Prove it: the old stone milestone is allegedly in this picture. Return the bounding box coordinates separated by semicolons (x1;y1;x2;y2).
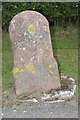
9;10;61;96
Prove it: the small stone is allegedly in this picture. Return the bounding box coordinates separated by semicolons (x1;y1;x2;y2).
26;98;38;103
13;109;17;112
69;77;75;82
2;113;4;116
39;35;42;38
59;91;74;100
23;110;27;113
23;47;26;50
42;94;51;100
33;41;36;44
24;32;27;36
32;98;38;102
45;100;65;103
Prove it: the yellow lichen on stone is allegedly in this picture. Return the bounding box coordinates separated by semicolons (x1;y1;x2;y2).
12;68;20;74
19;68;25;72
12;68;25;74
48;64;52;68
28;23;36;33
12;64;36;75
24;64;34;71
32;71;36;75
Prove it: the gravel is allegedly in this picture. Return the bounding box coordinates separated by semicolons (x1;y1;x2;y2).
2;100;78;118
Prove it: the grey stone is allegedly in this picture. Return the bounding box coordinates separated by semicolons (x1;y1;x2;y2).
9;10;61;96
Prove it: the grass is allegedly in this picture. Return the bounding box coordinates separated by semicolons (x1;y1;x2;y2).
54;49;78;79
2;32;15;91
2;25;78;91
50;25;78;49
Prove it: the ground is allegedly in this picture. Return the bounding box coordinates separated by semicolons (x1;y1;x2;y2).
2;98;78;118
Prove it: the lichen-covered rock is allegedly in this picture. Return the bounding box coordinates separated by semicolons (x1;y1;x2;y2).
9;10;61;96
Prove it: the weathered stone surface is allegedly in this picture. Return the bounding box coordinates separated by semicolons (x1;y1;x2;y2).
9;10;61;96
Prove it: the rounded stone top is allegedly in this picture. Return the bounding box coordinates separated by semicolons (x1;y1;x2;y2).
9;10;48;25
9;10;50;47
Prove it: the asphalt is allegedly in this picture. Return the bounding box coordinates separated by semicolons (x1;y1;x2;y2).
2;100;78;118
